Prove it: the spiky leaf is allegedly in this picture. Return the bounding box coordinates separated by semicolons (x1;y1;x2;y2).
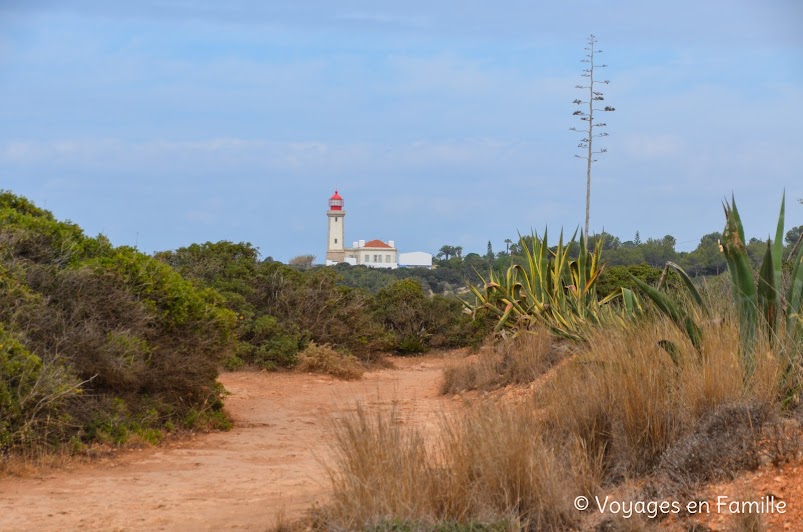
632;275;702;352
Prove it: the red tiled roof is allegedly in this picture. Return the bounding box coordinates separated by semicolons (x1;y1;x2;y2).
363;239;392;248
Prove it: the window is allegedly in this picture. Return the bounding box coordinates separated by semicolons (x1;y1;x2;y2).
336;217;339;222
386;254;391;263
364;254;369;262
334;238;338;244
374;254;379;262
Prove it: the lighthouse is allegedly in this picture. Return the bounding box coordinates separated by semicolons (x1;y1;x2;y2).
324;190;428;268
326;190;346;263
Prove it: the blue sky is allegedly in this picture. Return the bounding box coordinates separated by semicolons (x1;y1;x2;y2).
1;1;802;261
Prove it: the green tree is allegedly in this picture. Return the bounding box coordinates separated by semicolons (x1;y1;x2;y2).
604;245;643;266
746;237;767;268
589;231;620;252
463;252;486;272
641;235;678;268
682;232;726;276
786;225;802;247
437;245;454;260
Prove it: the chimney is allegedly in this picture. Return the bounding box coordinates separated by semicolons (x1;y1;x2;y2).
352;241;358;249
389;240;395;248
358;239;365;248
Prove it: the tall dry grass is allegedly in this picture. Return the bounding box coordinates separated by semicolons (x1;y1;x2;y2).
296;342;364;380
323;402;577;531
542;311;783;481
441;328;562;394
317;309;797;529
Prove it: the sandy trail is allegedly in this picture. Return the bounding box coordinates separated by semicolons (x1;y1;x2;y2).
0;354;456;532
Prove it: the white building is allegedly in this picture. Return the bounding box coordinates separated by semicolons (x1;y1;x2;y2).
399;251;433;269
324;190;429;269
346;239;398;269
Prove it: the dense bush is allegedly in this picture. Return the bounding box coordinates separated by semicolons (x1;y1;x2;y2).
0;324;80;449
157;243;487;366
374;279;486;353
0;191;236;454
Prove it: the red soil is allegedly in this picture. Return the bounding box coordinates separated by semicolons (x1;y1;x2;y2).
0;354;454;531
2;350;802;531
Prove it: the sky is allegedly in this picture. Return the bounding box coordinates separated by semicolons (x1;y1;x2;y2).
1;0;802;261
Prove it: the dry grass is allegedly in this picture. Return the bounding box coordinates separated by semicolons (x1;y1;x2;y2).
316;311;800;529
0;449;71;478
0;440;128;478
441;329;563;394
542;314;783;481
322;402;577;531
296;342;364;380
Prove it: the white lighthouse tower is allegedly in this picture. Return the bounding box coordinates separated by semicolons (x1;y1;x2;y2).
325;190;346;263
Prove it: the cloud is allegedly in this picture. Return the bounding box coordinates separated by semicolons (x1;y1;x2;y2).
0;137;549;172
4;0;801;48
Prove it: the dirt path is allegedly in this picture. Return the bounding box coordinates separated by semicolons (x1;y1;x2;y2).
0;354;457;531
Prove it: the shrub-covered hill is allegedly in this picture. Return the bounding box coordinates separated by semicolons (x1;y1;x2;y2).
0;191;236;453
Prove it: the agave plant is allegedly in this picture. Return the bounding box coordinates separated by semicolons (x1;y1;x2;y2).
637;194;803;375
466;229;636;341
722;193;803;368
630;261;705;355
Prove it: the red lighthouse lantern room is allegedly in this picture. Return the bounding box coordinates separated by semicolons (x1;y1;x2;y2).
329;190;344;211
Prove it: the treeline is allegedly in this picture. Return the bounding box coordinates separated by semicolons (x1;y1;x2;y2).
422;227;803;296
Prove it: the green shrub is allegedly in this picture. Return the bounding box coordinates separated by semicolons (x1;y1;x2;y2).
156;242;395;363
373;279;486;354
0;325;80;450
242;315;302;369
0;191;237;454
